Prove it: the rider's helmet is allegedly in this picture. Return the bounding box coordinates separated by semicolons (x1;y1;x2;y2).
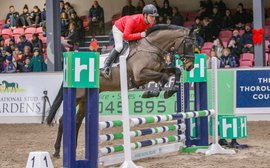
143;4;159;17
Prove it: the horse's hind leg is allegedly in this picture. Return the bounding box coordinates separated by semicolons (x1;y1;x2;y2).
75;97;86;147
53;116;63;158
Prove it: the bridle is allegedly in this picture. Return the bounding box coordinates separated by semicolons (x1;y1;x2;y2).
144;35;195;66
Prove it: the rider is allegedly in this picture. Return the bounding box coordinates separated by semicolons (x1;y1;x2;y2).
101;4;159;79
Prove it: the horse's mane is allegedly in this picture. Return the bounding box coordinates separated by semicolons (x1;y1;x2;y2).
146;24;190;36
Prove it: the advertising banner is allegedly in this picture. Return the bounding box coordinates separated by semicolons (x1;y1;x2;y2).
236;70;270;114
0;73;62;117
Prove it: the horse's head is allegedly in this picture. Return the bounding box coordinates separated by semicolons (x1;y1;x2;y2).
173;30;195;71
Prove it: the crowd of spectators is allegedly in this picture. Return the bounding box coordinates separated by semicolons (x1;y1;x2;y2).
0;0;269;73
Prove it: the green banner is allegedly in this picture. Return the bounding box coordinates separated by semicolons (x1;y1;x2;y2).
63;52;100;88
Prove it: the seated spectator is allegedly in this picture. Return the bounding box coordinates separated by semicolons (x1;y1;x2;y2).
200;17;219;42
135;0;145;14
30;6;41;27
64;2;75;19
17;35;33;52
40;3;46;26
220;48;236;68
8;38;16;52
212;38;224;58
60;12;70;37
152;0;161;15
61;22;80;48
88;1;104;35
160;0;172;19
222;9;234;30
240;23;253;53
0;50;4;73
210;6;222;28
122;0;136;16
31;33;43;53
29;48;47;72
23;46;33;59
199;0;213;19
0;37;5;51
191;17;204;48
60;0;65;13
207;50;220;68
233;3;247;29
214;0;226;17
23;57;31;72
15;51;27;72
2;5;19;29
1;46;17;73
19;5;32;28
70;12;83;34
171;7;183;26
227;30;242;65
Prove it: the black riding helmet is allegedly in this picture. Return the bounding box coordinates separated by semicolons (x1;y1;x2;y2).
143;4;159;17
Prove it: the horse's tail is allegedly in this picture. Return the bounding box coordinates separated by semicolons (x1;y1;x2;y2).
46;83;63;125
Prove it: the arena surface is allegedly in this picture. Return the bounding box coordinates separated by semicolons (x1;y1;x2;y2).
1;121;270;168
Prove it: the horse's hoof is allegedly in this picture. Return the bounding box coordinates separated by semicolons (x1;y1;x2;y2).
142;90;160;98
53;153;60;158
164;90;177;99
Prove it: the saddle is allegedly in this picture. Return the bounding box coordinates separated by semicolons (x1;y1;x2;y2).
100;42;130;69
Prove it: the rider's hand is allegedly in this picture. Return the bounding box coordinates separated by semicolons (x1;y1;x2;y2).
141;32;146;38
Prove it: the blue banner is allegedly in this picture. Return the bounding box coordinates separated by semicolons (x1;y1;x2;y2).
236;70;270;108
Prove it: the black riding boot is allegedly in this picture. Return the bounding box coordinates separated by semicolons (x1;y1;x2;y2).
101;49;120;79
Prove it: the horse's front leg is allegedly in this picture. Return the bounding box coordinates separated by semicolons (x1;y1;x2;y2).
133;69;169;98
53;116;63;158
164;68;181;99
75;97;86;148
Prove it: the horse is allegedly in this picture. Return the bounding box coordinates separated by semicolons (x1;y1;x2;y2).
47;24;196;158
2;80;18;92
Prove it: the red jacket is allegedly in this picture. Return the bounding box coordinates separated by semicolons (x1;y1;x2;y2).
114;14;152;41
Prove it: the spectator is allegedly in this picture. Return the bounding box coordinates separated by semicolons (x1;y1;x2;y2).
40;3;46;25
15;51;27;72
2;46;17;73
240;23;253;53
29;48;47;72
122;0;136;16
160;0;172;19
0;37;5;51
152;0;161;15
17;35;33;52
22;57;31;72
0;50;4;73
30;6;41;27
88;1;104;35
2;5;20;29
60;12;70;37
210;6;222;28
212;38;224;58
8;38;16;52
19;5;32;28
64;2;75;19
214;0;226;17
135;0;145;14
191;17;204;48
220;48;236;68
199;0;213;19
200;17;219;42
23;46;33;59
171;7;184;26
60;0;65;13
207;50;220;68
222;9;234;30
70;12;83;33
62;22;80;48
233;3;247;29
31;33;43;53
228;29;242;65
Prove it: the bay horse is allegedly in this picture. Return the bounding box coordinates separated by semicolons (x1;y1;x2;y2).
47;24;196;158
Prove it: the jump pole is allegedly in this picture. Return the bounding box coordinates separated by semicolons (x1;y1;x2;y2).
119;55;142;168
